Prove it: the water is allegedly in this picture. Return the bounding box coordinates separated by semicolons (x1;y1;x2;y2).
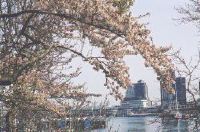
92;116;197;132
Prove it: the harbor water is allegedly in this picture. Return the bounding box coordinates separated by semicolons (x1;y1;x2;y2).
92;116;198;132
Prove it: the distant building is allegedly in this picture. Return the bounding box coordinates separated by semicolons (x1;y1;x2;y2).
175;77;186;105
134;80;148;100
160;84;176;109
160;71;176;109
160;72;187;108
121;80;151;109
121;99;152;109
124;80;148;100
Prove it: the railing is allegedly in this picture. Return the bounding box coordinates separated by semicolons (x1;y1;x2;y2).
169;103;196;110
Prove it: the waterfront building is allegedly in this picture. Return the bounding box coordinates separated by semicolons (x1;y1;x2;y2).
134;80;148;100
175;77;186;105
160;71;176;109
160;73;187;108
125;80;148;100
121;99;152;109
160;85;176;109
121;80;151;109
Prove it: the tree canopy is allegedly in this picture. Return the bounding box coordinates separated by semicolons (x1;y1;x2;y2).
0;0;174;129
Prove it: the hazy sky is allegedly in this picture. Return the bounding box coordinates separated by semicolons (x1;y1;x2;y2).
128;0;199;103
75;0;200;106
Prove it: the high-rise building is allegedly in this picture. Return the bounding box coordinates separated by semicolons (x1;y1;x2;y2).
121;80;151;109
160;73;187;108
134;80;148;100
160;85;176;108
124;80;148;101
160;71;176;108
175;77;186;105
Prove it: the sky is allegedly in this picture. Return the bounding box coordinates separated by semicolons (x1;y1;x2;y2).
74;0;200;106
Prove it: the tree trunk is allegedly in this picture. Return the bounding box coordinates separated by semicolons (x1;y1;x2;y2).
5;111;11;132
5;110;17;132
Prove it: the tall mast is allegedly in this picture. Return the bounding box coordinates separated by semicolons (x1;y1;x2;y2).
175;83;178;110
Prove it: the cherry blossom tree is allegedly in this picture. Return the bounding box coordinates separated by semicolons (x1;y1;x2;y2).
0;0;174;130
